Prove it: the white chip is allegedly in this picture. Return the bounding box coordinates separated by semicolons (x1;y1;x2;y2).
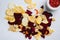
22;17;28;26
35;16;42;24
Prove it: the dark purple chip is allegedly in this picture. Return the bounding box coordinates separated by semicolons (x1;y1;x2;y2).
25;10;32;16
8;21;15;25
28;21;36;27
41;5;44;8
14;13;23;25
42;11;53;19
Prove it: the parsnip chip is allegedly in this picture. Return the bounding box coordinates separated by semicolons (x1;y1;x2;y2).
6;9;14;16
22;13;29;18
27;2;36;9
41;15;48;24
39;8;44;14
52;18;55;21
47;27;54;35
22;17;28;26
8;25;19;32
13;6;25;13
34;31;42;40
28;16;35;22
35;16;42;24
5;15;15;22
24;0;32;4
8;3;16;9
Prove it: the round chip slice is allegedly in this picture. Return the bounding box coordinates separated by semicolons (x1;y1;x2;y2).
22;17;28;26
39;8;44;14
35;16;42;24
6;9;14;16
41;15;48;24
5;15;15;22
13;6;25;13
24;0;32;4
27;2;36;9
28;16;35;22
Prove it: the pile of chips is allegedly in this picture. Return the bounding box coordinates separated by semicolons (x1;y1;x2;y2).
5;0;55;40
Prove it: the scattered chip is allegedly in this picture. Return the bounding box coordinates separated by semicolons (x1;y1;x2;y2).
28;16;35;22
35;16;42;24
5;15;15;22
22;17;28;26
13;6;25;13
27;2;36;9
24;0;32;4
6;9;14;16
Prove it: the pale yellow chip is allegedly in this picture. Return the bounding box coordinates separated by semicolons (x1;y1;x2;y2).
5;15;15;22
52;18;55;21
41;15;48;24
24;0;32;4
22;17;28;26
35;16;42;24
27;2;36;9
39;25;43;29
28;16;35;22
34;31;42;40
47;27;54;35
22;13;29;18
8;25;19;32
13;6;25;13
39;8;44;14
6;9;14;16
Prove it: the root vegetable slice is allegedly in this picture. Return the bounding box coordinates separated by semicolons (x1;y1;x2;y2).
52;18;55;21
39;8;44;14
22;17;28;26
6;9;14;16
24;0;32;4
5;15;15;22
22;13;29;18
35;16;42;24
34;31;42;40
8;25;19;32
41;15;48;24
28;16;35;22
13;6;25;13
47;27;54;35
27;2;36;9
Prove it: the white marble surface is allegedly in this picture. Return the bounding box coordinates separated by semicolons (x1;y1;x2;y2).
0;0;60;40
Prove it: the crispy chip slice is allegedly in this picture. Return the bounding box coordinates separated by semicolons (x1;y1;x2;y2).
41;15;48;24
24;0;32;4
22;13;29;18
22;17;28;26
28;16;35;22
34;31;42;40
27;2;36;9
47;27;54;35
39;8;44;14
5;15;15;22
35;16;42;24
8;25;19;32
6;9;14;16
13;6;25;13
